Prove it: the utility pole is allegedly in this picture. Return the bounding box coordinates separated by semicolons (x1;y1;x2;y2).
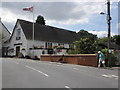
107;0;111;52
107;0;112;67
100;0;111;67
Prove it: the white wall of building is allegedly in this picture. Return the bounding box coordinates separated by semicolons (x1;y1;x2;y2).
30;49;48;58
52;43;69;48
27;40;45;49
8;22;27;56
0;21;11;56
64;44;69;48
26;40;69;57
0;22;11;43
26;40;45;56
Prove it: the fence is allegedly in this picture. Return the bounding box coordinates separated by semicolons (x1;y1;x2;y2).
41;54;98;67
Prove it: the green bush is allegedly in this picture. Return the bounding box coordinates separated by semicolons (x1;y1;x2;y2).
68;49;79;54
101;48;118;67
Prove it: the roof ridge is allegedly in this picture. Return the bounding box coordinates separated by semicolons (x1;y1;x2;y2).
18;19;76;33
18;19;32;23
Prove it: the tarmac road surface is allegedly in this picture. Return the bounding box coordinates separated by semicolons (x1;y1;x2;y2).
2;58;119;89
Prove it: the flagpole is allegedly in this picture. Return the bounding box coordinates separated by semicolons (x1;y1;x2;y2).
32;5;35;56
23;6;35;57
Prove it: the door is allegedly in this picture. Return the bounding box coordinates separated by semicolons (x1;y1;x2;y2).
48;49;53;54
16;46;20;56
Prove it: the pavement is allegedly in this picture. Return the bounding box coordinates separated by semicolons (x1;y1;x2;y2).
1;58;119;89
111;67;120;70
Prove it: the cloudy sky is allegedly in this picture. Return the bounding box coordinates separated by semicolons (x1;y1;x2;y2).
0;0;119;38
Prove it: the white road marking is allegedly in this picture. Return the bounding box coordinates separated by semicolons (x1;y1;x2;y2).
65;86;72;90
25;65;49;77
111;75;119;78
73;68;79;70
102;74;118;79
102;74;112;78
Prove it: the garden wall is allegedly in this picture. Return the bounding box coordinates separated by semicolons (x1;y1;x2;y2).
41;54;98;67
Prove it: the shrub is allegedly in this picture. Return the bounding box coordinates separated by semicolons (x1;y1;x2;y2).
68;49;79;54
101;48;118;67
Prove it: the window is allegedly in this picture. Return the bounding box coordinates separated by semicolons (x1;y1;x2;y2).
58;43;64;46
48;43;52;48
16;29;21;40
45;42;52;48
45;43;47;48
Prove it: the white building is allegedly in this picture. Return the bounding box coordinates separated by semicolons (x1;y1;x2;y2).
0;20;11;57
7;18;79;58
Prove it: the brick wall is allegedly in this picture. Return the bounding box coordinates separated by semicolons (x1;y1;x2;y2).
41;54;98;67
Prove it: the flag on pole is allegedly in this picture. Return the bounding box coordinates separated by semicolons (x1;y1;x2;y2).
23;6;35;54
23;6;33;12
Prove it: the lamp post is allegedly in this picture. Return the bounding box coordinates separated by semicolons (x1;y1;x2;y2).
100;0;111;50
100;0;111;67
107;0;111;52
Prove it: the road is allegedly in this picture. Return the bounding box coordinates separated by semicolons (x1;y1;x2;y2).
2;58;119;89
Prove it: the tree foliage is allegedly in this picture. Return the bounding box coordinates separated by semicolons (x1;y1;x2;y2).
112;35;120;45
77;30;97;40
68;30;99;54
101;48;118;67
36;15;45;25
98;37;108;43
74;38;98;54
97;35;120;46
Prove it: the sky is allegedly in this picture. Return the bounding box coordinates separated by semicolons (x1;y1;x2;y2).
0;0;119;38
118;1;120;34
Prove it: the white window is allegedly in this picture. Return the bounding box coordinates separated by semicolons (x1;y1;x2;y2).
16;29;21;40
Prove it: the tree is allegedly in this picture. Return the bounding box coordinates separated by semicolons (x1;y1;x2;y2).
101;48;118;67
68;30;99;54
112;35;120;45
98;35;120;46
76;38;98;54
77;30;97;40
36;15;45;25
98;37;108;43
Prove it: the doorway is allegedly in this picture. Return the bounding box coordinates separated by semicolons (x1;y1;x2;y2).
16;46;20;56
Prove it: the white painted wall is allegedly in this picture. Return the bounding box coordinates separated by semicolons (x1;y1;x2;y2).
26;40;45;56
8;22;27;56
52;43;69;48
64;44;69;48
30;49;47;58
27;40;45;49
0;22;11;43
0;21;11;56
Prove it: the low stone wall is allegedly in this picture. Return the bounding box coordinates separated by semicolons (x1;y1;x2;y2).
41;54;98;67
